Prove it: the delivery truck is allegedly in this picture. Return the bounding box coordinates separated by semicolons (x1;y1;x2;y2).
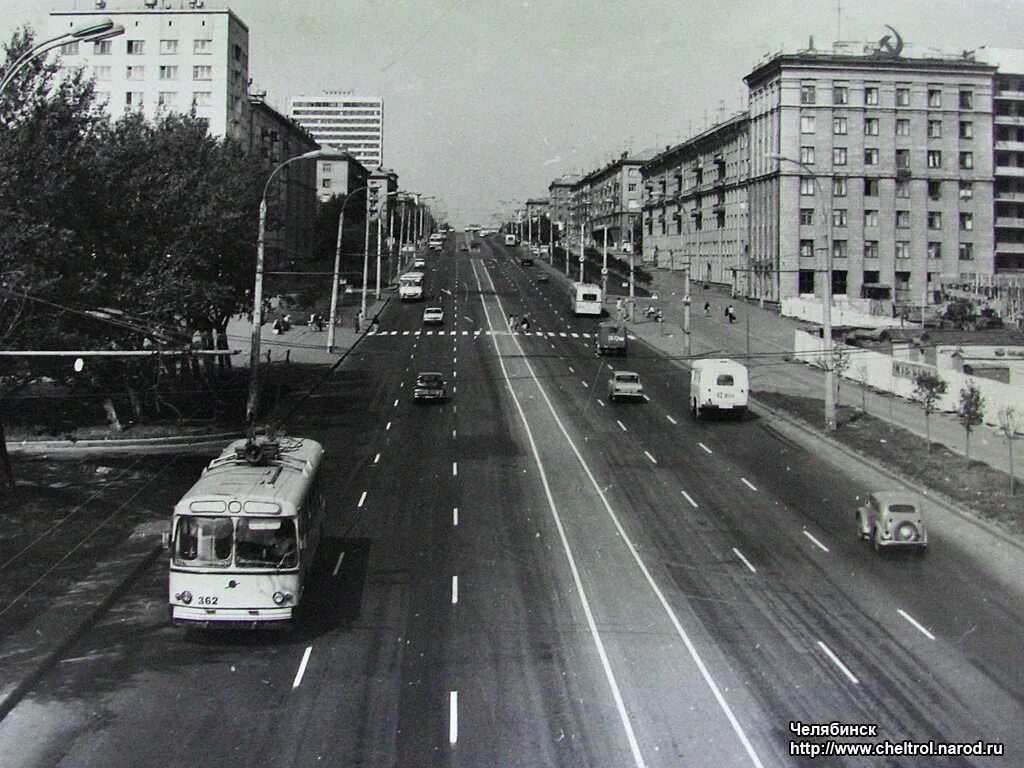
689;359;749;420
595;321;627;356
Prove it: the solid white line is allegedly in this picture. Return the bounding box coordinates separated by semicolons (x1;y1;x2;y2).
816;640;860;685
617;420;627;431
741;477;758;491
373;453;380;464
897;609;936;640
732;547;757;574
385;421;391;431
802;529;830;553
292;646;313;689
644;450;657;464
451;575;459;604
332;551;345;576
681;490;698;508
449;691;458;745
698;442;713;454
453;507;458;526
357;491;367;508
452;462;458;476
666;415;678;425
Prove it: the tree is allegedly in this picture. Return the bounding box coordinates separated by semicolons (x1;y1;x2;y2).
831;345;851;412
913;371;947;454
956;383;985;459
997;406;1021;494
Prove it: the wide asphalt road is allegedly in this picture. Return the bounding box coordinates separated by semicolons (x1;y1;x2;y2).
0;232;1020;768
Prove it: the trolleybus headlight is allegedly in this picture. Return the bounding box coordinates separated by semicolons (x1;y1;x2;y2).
272;591;293;605
176;590;193;605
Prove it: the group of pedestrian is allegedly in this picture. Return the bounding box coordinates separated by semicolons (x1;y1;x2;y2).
272;314;292;334
308;312;325;332
508;313;531;333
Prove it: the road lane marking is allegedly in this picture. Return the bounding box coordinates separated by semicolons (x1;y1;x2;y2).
666;415;678;425
732;548;757;573
373;453;380;464
582;380;589;388
451;575;459;604
332;551;345;576
644;450;657;464
816;641;859;685
741;477;758;491
453;370;457;378
393;399;399;407
616;420;627;431
571;332;579;338
403;330;410;335
452;429;457;438
292;646;313;689
597;398;605;407
385;421;392;431
399;382;404;388
897;609;936;640
449;691;458;745
452;462;458;476
357;491;367;508
453;507;458;526
681;490;698;508
802;529;830;553
569;366;575;373
698;442;713;454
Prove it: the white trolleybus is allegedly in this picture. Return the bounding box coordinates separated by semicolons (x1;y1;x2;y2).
569;281;603;316
169;436;326;628
399;271;424;300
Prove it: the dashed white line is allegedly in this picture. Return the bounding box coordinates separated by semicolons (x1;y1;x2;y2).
452;429;457;438
582;380;589;388
453;507;458;526
449;691;458;745
568;366;575;373
644;450;658;465
698;442;713;454
292;646;313;689
373;453;380;464
802;529;830;553
597;398;605;407
357;491;367;508
451;575;459;604
666;414;678;425
332;551;345;576
385;421;392;431
732;547;757;573
393;399;399;407
897;609;936;640
741;477;758;491
816;640;859;685
616;420;627;431
681;490;698;508
452;462;458;476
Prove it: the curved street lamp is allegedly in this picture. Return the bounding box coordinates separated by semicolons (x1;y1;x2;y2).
0;19;124;96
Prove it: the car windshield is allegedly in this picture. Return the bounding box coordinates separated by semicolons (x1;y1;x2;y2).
235;518;298;568
618;374;640;384
418;375;442;386
888;503;918;515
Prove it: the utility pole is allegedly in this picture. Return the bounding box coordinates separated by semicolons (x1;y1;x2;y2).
629;248;636;321
375;216;383;299
601;226;608;299
360;194;371;331
579;222;585;283
683;253;691;357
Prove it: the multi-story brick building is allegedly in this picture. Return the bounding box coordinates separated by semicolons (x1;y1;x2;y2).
745;46;996;305
641;113;749;288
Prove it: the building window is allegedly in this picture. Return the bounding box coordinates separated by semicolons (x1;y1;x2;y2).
864;86;879;105
864;117;879;135
833;116;848;135
928;242;942;259
895;119;910;136
959;151;974;169
833;209;847;227
832;178;847;196
127;40;145;55
864;178;879;197
896;210;911;228
158;91;177;109
959;121;974;139
928;180;942;199
896;87;910;106
800;85;816;104
864;240;879;259
93;66;111;81
159;65;178;80
799;269;816;294
928;88;942;107
125;91;143;108
959;242;974;260
160;39;179;55
194;39;212;54
233;43;244;62
959;90;974;109
321;179;331;189
93;40;111;55
895;241;911;259
896;149;910;169
864;148;879;165
896;180;910;198
927;120;942;138
927;150;942;168
800;146;815;164
192;91;212;107
628;183;636;192
800;239;814;258
832;270;848;295
800;114;816;133
928;211;942;229
799;208;814;225
193;66;212;81
960;212;973;230
126;66;144;80
959;181;973;199
865;209;878;227
800;177;815;195
833;147;847;165
60;41;79;55
832;240;848;259
833;85;848;105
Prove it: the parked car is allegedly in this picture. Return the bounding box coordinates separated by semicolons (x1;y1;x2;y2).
608;371;645;402
413;372;447;402
422;307;444;325
857;491;928;554
413;258;426;269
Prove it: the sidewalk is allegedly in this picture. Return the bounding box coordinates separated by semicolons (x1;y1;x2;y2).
617;268;1024;482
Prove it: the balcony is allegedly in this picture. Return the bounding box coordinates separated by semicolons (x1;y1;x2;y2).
995;140;1024;152
997;241;1024;254
995;114;1024;126
995;89;1024;100
996;217;1024;228
995;191;1024;202
995;166;1024;177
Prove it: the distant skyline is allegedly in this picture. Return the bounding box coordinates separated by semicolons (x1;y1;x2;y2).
4;0;1024;226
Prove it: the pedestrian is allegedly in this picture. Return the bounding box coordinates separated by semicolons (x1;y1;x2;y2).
703;300;711;317
371;315;380;333
726;304;736;324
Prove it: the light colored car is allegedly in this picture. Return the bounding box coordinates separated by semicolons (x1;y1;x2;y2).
608;371;645;402
857;491;928;554
413;258;426;269
422;307;444;325
413;372;446;402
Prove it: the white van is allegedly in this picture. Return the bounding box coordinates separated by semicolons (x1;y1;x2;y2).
689;359;748;419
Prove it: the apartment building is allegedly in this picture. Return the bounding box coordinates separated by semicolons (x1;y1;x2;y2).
745;46;996;305
641;113;749;288
289;93;384;169
571;152;652;251
548;175;579;236
49;0;250;141
314;154;370;202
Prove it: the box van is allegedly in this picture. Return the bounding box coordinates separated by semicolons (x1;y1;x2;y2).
596;321;627;356
689;359;748;419
504;234;517;246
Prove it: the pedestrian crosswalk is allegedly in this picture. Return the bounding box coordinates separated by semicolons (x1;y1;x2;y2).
365;328;637;340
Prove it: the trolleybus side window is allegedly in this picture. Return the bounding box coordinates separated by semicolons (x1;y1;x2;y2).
236;518;297;568
175;516;232;566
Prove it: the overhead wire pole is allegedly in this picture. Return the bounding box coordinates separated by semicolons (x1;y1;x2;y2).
327;185;367;352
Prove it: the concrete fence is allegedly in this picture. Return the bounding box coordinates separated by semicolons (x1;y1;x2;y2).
783;296;915;329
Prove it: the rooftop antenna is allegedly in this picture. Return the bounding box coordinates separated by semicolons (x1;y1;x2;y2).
836;0;842;42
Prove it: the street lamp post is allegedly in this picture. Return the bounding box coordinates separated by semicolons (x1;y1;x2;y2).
0;19;124;95
362;189;408;329
327;184;367;352
770;153;836;431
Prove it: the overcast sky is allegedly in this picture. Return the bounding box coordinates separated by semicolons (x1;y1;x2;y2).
4;0;1024;225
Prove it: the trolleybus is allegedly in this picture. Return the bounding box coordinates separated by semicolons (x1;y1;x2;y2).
168;436;326;628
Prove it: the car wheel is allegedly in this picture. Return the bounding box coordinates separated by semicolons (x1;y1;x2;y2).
857;513;870;540
872;528;883;554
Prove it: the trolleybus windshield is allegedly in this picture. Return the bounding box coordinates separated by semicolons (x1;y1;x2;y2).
173;516;298;569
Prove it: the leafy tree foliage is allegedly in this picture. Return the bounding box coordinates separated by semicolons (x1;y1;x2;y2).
956;383;985;459
912;371;947;454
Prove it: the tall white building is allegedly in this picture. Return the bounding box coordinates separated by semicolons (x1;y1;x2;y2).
48;0;250;141
289;92;384;168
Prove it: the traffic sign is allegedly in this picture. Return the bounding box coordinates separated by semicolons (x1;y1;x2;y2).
601;268;608;276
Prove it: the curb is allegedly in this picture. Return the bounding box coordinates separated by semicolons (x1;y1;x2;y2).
0;532;165;722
